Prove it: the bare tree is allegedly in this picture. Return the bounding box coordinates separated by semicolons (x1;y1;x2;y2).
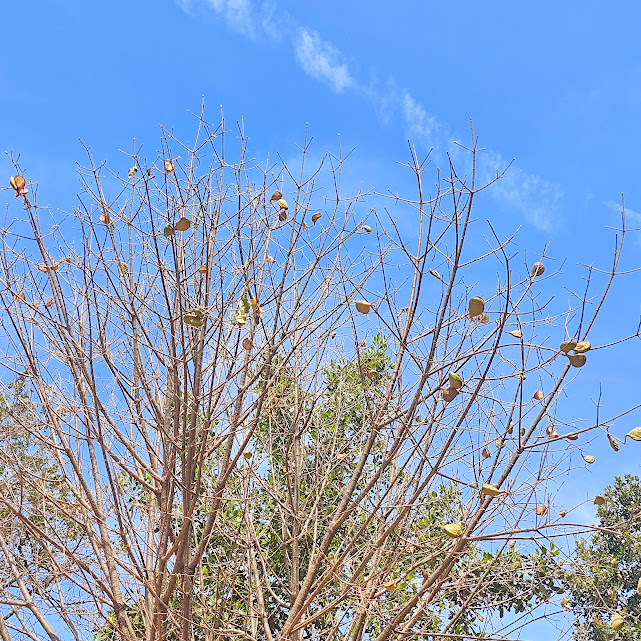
0;112;638;641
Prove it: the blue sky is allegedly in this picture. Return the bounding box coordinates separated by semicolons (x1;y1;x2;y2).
2;1;641;638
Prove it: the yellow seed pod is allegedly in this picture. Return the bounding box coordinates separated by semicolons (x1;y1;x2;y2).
163;224;175;238
468;296;485;319
626;427;641;442
610;613;625;630
481;483;505;497
277;198;288;210
561;597;571;609
448;372;463;390
559;509;568;518
270;190;283;201
573;341;591;354
594;495;605;506
495;438;502;449
361;224;373;234
582;454;596;464
118;263;128;276
174;217;191;232
355;300;372;314
608;434;620;451
560;339;577;354
508;329;523;338
568;353;587;368
530;262;545;277
429;268;441;280
534;505;547;516
442;523;464;538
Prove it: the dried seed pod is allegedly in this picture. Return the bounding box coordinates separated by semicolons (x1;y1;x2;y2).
478;314;490;324
277;198;288;210
384;579;397;592
441;387;459;403
508;329;523;338
174;217;191;232
355;300;372;314
44;297;55;308
559;339;577;353
608;434;620;451
582;454;596;464
184;314;203;327
568;353;587;368
10;175;26;190
442;523;464;538
520;427;526;436
311;212;321;224
118;263;128;276
626;427;641;442
573;341;591;354
359;340;366;348
163;224;175;238
561;597;571;609
198;265;207;274
330;331;337;338
448;372;463;390
546;425;559;438
482;444;492;459
534;505;548;516
533;390;544;401
593;495;605;506
565;432;579;441
37;262;60;273
428;268;441;280
559;509;568;518
481;483;505;497
278;209;287;222
530;262;545;277
270;190;283;201
14;291;26;302
266;255;276;264
361;224;373;234
507;421;515;434
128;166;138;178
637;576;641;595
468;296;485;319
495;438;502;449
164;160;175;173
243;451;253;460
99;213;110;224
610;613;625;630
242;338;253;350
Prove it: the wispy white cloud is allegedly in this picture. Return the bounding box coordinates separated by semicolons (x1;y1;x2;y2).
178;0;563;231
401;90;444;145
293;28;353;94
477;150;563;230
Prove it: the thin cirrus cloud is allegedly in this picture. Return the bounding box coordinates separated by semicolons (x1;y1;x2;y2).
179;0;563;230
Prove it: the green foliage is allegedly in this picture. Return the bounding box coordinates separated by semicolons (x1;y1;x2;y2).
563;475;641;641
